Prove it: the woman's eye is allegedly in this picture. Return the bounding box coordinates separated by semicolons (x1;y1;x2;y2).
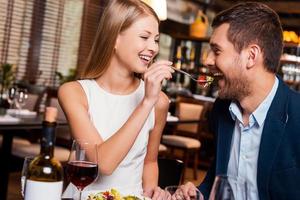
140;36;148;40
155;39;159;44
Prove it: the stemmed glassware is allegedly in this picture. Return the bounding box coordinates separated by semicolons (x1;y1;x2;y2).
7;86;17;109
14;88;28;115
209;175;247;200
66;140;99;200
165;185;202;200
165;185;179;196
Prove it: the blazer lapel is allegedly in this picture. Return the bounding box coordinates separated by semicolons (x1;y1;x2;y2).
257;79;289;199
216;105;235;175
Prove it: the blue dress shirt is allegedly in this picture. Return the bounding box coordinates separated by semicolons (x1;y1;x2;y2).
227;77;279;200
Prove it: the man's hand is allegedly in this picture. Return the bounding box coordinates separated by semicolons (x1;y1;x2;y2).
172;182;204;200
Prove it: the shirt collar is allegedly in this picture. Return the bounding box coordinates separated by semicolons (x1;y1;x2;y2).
229;101;242;123
252;77;278;127
229;77;279;127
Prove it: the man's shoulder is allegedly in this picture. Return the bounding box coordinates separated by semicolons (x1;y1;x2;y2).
278;84;300;122
289;89;300;100
288;89;300;112
278;77;300;100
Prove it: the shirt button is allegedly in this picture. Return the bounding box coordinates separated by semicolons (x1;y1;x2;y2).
242;155;247;160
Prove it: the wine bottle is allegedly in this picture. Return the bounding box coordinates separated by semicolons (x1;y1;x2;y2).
174;45;182;85
187;45;196;92
189;45;195;72
174;45;182;70
24;107;63;200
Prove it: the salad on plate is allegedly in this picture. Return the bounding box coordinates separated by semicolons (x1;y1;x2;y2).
87;188;146;200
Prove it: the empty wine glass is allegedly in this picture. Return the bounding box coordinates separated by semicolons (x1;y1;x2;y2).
21;156;35;197
14;88;28;115
66;140;98;200
7;86;17;109
165;185;179;196
165;185;203;200
209;175;247;200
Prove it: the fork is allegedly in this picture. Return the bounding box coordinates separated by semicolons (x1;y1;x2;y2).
171;66;215;84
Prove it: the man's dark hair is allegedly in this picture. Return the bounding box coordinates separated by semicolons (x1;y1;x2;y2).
212;2;283;73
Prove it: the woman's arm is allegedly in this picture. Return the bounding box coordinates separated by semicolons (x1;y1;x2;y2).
142;91;169;198
58;61;173;175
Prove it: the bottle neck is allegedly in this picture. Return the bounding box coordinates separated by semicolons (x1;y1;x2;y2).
40;121;57;158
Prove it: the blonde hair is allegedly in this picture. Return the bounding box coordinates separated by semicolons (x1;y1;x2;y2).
80;0;159;79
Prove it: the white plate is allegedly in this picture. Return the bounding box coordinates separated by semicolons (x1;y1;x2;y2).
7;109;37;117
0;114;20;123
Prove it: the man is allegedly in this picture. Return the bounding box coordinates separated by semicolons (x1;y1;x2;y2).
176;2;300;200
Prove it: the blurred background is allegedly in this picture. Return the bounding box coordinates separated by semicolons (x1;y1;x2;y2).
0;0;299;92
1;0;299;199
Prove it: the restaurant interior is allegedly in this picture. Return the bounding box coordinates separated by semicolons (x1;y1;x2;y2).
0;0;299;199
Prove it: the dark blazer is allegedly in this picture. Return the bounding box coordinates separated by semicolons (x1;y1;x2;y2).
198;78;300;200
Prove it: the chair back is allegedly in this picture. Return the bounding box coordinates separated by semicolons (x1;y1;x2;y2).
24;93;39;111
158;157;184;188
175;96;208;139
177;102;204;133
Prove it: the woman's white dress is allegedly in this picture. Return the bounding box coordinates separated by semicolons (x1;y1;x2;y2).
62;79;155;198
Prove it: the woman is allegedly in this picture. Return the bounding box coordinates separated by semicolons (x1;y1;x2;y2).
59;0;173;199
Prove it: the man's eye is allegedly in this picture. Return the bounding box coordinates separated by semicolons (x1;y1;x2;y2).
213;49;220;55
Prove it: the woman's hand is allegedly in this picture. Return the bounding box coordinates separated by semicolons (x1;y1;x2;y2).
144;186;171;200
143;60;174;105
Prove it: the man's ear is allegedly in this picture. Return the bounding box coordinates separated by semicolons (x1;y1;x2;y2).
246;44;261;69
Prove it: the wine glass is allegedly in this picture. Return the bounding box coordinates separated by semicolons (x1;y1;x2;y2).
14;88;28;115
165;185;203;200
209;175;247;200
7;86;17;109
66;140;99;200
21;156;35;197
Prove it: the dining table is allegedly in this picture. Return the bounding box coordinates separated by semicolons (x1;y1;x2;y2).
0;114;68;200
0;113;198;200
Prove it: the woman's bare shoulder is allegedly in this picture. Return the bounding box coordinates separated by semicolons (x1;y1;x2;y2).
58;81;87;107
59;80;86;95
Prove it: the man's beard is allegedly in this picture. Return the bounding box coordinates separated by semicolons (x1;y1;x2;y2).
218;75;251;100
217;59;251;101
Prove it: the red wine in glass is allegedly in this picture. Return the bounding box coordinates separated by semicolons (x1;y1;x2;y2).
67;140;98;200
66;160;98;191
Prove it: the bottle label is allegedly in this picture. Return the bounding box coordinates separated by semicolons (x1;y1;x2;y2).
24;180;63;200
